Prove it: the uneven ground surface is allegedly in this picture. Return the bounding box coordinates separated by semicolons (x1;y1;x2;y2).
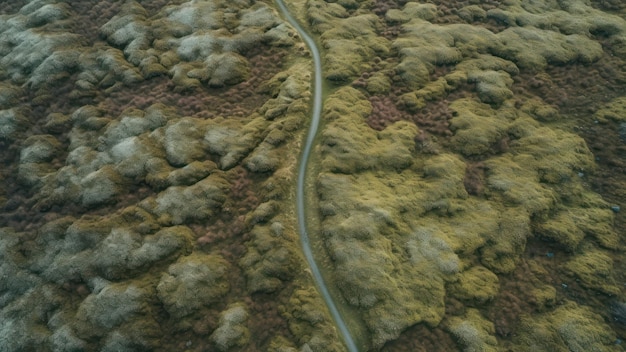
308;0;626;351
0;1;344;351
1;0;626;352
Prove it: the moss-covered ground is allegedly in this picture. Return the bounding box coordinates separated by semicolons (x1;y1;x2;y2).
1;0;626;351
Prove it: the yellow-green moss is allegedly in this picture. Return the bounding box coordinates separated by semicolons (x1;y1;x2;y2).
512;301;617;351
446;309;499;352
449;266;499;304
595;96;626;123
561;244;620;295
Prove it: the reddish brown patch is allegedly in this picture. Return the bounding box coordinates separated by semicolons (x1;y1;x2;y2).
366;95;403;130
365;94;456;137
381;24;402;40
463;162;487;196
245;293;295;351
486;259;549;338
382;323;458;352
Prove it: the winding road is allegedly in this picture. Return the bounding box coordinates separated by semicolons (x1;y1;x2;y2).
273;1;359;351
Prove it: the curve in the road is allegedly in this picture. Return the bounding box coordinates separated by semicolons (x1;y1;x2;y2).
273;1;359;352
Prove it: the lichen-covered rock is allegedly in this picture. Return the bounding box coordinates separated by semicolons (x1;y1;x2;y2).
259;62;311;120
484;156;557;217
32;216;111;281
467;70;514;105
157;252;230;319
486;0;626;56
70;279;160;350
393;20;498;90
49;325;87;352
240;220;300;293
145;174;229;225
193;52;251;87
0;284;66;352
204;116;269;170
245;143;280;173
316;165;469;347
264;23;298;47
365;71;392;95
0;2;83;84
109;135;165;178
34;146;111;207
161;117;210;167
166;160;217;187
44;0;290;95
35;218;193;282
100;1;151;67
313;13;620;343
27;49;80;89
520;97;560;122
70;105;108;131
479;209;530;273
96;226;194;278
0;212;195;349
0;108;28;140
0;228;42;309
101;104;171;148
80;165;125;207
210;304;250;351
457;5;487;22
75;281;148;334
19;134;60;164
74;47;143;95
16;134;61;186
1;209;194;350
100;330;152;352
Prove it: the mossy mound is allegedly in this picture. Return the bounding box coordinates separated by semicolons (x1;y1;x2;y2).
209;304;250;351
239;219;301;294
157;252;230;319
448;266;500;305
0;2;82;85
595;96;626;123
319;14;390;81
446;309;499;352
281;288;347;352
561;243;621;296
320;87;418;173
0;107;29;141
97;0;287;90
512;301;617;351
536;205;618;251
306;0;390;82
